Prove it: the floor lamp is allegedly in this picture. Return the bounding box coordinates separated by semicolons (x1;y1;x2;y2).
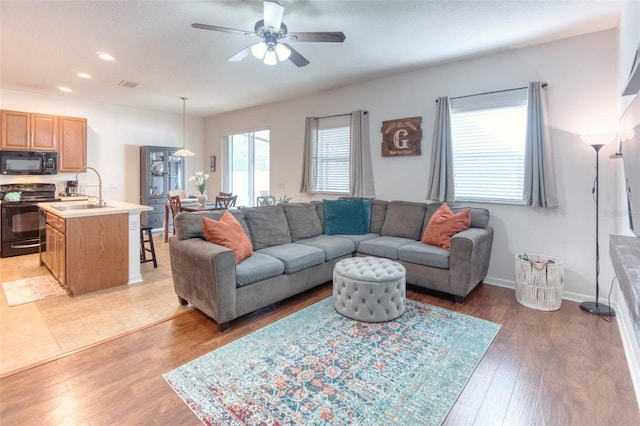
579;137;616;317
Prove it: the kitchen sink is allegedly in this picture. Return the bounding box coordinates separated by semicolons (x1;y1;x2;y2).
54;204;113;211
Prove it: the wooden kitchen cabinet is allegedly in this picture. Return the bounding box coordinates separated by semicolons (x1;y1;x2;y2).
43;213;66;285
58;116;87;173
1;110;58;151
40;209;128;296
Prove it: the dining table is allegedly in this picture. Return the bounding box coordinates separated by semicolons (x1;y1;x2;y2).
164;200;226;242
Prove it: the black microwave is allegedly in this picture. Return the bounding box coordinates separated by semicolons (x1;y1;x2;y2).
0;150;58;175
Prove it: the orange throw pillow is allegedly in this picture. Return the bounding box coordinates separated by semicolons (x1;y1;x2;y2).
421;203;471;250
202;212;253;264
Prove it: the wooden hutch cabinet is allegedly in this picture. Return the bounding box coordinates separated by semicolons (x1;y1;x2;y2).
140;146;186;229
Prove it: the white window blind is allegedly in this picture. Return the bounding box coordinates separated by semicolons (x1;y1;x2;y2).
450;88;528;204
312;115;351;194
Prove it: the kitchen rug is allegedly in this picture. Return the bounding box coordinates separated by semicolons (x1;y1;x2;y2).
164;297;500;425
2;275;68;307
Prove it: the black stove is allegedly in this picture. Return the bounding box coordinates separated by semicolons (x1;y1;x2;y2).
0;183;59;204
1;183;59;257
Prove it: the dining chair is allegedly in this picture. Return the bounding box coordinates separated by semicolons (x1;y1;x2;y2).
215;195;238;209
168;189;188;199
256;195;276;206
168;195;183;236
218;191;232;197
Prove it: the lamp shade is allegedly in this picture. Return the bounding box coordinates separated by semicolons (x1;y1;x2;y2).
275;43;291;61
263;48;277;65
251;41;268;59
174;147;195;157
580;133;617;147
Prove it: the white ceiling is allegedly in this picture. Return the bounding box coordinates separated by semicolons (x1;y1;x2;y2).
0;0;622;117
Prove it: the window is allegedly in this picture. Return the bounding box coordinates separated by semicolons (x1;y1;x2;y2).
223;129;270;207
311;115;351;194
450;88;528;204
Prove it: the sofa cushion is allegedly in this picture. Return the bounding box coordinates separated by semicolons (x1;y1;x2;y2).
311;200;325;229
370;200;388;234
281;203;323;241
324;199;369;235
202;213;253;264
357;236;416;259
176;210;252;242
242;206;292;250
332;233;379;251
235;253;285;287
421;203;471;250
455;206;490;228
380;201;427;240
257;243;325;274
296;235;355;261
398;241;450;269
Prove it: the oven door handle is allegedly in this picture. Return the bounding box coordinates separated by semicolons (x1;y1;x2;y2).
11;242;41;249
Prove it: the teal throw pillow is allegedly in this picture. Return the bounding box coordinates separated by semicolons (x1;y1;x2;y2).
324;198;368;235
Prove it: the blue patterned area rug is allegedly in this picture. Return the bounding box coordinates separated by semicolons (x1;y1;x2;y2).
164;298;500;425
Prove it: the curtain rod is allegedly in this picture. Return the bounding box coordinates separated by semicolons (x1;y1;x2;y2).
315;111;368;119
435;83;547;102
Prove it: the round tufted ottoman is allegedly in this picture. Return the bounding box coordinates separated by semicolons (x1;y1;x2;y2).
333;256;406;322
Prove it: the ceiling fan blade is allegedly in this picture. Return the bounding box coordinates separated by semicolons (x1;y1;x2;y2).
228;45;253;62
285;32;346;43
280;43;309;67
192;23;256;37
263;1;284;31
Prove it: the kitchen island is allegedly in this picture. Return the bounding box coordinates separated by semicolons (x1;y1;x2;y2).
38;200;152;296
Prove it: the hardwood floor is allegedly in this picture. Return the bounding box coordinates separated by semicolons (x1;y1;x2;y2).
0;283;638;425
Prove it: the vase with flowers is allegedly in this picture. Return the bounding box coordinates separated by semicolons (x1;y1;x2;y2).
190;171;210;206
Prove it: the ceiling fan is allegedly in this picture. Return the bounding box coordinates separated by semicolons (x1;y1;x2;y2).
192;0;345;67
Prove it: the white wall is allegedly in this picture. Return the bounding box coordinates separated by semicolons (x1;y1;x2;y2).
205;29;620;302
0;90;206;202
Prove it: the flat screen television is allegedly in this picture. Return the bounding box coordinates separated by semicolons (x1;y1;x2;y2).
620;93;640;236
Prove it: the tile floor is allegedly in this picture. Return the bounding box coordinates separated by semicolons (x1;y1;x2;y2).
0;232;187;377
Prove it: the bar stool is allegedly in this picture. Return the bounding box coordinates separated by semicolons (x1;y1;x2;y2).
140;225;157;268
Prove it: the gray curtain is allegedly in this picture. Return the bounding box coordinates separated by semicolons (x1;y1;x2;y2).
426;96;454;202
523;82;559;208
350;110;375;198
299;117;318;193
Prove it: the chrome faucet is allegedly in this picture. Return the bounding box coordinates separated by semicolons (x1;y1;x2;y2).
75;166;106;206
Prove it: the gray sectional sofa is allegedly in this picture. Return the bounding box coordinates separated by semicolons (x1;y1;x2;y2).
169;200;493;331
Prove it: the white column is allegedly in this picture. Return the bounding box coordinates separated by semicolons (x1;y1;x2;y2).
128;212;143;284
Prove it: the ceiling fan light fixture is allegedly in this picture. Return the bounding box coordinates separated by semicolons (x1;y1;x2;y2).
275;43;291;61
264;48;277;65
251;41;268;59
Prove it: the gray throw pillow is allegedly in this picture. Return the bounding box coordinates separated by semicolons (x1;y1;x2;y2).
242;206;292;250
281;203;323;241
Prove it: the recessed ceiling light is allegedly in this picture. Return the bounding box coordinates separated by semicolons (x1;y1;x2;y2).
58;87;72;92
98;53;115;61
76;72;92;79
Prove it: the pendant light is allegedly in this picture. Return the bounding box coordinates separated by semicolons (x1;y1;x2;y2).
174;96;195;157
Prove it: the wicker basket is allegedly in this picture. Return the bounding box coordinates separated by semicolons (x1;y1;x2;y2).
515;254;564;311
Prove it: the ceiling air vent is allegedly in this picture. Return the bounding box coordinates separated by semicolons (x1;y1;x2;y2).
118;80;138;88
